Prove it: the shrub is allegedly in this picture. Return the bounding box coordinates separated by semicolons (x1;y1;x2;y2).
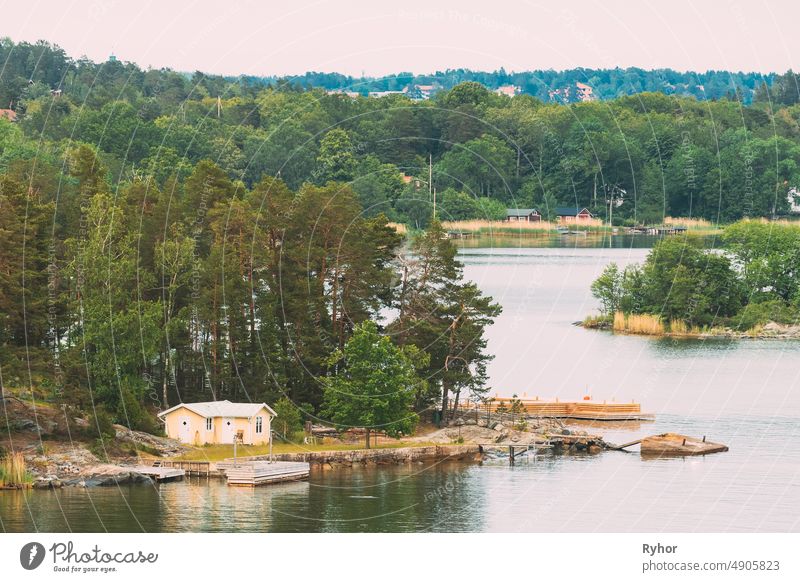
732;299;800;331
271;397;305;439
115;387;160;434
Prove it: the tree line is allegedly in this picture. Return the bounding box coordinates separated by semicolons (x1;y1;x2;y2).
0;144;499;435
2;39;800;230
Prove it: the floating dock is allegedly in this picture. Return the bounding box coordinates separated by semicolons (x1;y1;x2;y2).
132;466;185;482
484;398;653;421
216;461;310;486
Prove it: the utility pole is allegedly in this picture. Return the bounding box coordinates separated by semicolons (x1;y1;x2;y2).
429;154;434;220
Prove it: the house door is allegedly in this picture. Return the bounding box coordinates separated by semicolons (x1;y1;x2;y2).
222;418;235;443
178;416;192;442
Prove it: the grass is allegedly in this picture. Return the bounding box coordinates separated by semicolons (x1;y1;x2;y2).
0;452;34;488
583;314;611;328
174;439;437;462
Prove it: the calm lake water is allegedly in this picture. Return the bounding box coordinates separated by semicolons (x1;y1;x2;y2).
2;236;799;533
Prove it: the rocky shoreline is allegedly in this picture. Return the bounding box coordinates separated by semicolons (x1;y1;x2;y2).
581;319;800;340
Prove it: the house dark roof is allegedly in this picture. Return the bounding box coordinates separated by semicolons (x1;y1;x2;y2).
555;207;592;216
506;208;540;217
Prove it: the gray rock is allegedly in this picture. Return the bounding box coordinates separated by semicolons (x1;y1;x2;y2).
561;429;571;435
9;419;39;432
477;419;488;428
493;423;505;432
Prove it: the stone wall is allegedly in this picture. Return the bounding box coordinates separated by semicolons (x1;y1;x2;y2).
226;445;483;466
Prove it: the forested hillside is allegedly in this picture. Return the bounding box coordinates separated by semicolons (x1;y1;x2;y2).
3;39;800;225
2;39;800;431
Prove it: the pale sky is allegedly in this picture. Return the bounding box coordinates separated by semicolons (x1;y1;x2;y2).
1;0;796;76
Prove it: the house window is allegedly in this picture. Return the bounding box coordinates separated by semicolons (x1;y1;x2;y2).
255;416;263;434
206;418;213;431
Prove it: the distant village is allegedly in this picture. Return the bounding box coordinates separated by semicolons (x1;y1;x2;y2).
327;81;597;102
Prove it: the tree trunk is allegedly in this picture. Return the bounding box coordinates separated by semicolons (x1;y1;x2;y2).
365;428;371;449
440;384;449;425
452;388;461;420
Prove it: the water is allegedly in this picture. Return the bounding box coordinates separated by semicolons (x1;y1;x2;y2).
2;239;799;532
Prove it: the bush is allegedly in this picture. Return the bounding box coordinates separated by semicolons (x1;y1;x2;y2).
115;387;160;434
271;397;305;439
731;299;800;331
84;408;116;440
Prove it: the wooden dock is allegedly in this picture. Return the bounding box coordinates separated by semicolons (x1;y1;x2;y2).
155;460;213;476
482;398;653;421
132;466;185;482
216;461;310;487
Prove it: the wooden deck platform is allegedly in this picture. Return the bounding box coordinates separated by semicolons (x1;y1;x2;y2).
155;460;213;476
132;466;185;482
216;461;310;487
482;398;654;421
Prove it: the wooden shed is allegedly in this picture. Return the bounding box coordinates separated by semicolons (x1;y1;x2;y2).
157;400;276;446
505;208;542;222
555;207;594;224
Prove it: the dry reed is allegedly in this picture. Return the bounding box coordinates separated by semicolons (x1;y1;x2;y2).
613;312;664;335
0;453;33;488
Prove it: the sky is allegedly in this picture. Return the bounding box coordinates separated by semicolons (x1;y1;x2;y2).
1;0;796;76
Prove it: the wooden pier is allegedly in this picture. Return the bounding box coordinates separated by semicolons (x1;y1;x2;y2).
216;461;310;487
482;398;653;421
154;460;213;476
132;466;185;482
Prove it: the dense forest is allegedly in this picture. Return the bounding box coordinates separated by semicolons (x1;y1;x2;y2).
3;39;800;434
3;39;800;226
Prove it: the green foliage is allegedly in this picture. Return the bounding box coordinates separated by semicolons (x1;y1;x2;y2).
591;263;623;314
722;220;800;303
272;397;305;439
322;321;420;447
591;222;800;331
730;299;800;331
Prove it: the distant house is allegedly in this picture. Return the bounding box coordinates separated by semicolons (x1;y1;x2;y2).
505;208;541;222
158;400;276;445
0;109;17;122
555;207;594;224
404;84;439;100
575;82;594;102
368;90;405;98
788;188;800;214
495;85;521;98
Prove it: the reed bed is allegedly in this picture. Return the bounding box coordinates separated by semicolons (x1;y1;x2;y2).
441;219;555;233
0;452;34;488
441;219;610;235
613;312;664;335
663;216;714;229
668;319;711;336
